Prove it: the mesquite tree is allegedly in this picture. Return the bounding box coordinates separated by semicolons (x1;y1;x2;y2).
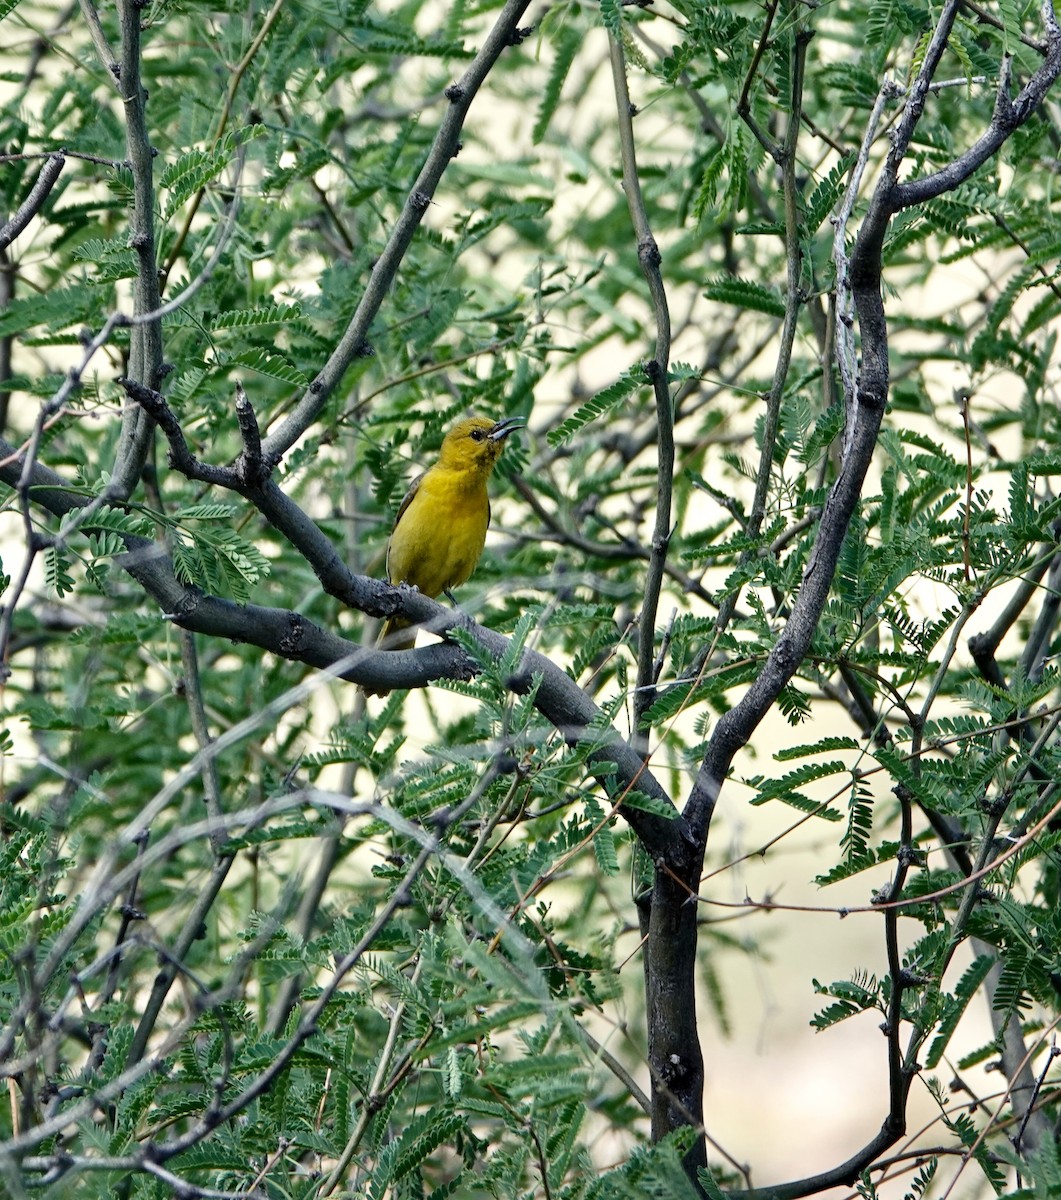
3;0;1061;1196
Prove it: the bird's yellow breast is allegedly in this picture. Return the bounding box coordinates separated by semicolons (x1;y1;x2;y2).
386;465;491;599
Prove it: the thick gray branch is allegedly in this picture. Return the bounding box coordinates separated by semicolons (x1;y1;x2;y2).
0;439;681;858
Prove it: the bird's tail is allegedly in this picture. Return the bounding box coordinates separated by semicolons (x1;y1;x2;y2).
362;619;418;698
377;617;417;653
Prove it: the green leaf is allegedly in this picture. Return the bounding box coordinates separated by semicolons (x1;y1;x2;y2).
775;736;860;761
802;153;856;235
209;302;303;330
621;789;679;820
599;0;622;37
703;275;786;318
230;349;308;388
44;544;75;597
160;126;265;219
744;762;848;820
0;285;99;337
547;366;648;445
586;798;620;875
926;955;995;1068
533;24;581;144
811;974;881;1030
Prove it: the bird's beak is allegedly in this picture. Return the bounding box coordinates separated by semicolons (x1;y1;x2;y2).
488;416;526;442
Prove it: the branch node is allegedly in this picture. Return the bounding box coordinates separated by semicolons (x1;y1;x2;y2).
279;614;307;655
993;53;1015;123
235;383;272;486
637;236;662;270
119;375;166;419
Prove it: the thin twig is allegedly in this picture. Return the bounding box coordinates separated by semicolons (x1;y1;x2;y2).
605;28;673;738
77;0;121;89
737;0;783;160
0;154;65;252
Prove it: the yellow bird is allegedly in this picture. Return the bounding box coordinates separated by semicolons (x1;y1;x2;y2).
377;415;525;655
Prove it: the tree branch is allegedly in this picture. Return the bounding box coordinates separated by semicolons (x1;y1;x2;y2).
110;0;163;502
0;437;682;858
893;31;1061;212
606;28;674;737
0;153;65;253
260;0;534;461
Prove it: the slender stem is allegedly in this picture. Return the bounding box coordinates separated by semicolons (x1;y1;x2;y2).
0;154;65;252
711;13;810;646
0;243;11;435
111;0;163;502
750;23;809;542
179;630;226;850
315;958;427;1196
605;29;673;738
737;0;783;160
833;79;894;407
78;0;121;89
123;856;235;1069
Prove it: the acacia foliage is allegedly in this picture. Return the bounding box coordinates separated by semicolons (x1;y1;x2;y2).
2;0;1061;1197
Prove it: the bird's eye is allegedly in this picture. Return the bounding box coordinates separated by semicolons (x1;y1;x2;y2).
470;429;486;442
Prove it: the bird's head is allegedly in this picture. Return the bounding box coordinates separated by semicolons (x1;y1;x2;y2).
438;415;525;474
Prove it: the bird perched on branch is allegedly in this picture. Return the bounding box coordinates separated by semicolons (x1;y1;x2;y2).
375;414;525;659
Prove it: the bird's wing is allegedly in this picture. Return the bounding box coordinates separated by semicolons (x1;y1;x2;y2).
392;471;424;531
386;471;425;582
